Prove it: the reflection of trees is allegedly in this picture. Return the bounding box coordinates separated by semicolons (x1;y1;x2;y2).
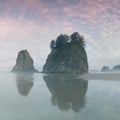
44;75;88;113
15;73;34;96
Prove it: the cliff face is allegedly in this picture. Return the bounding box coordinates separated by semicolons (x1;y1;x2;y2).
43;32;88;74
12;50;37;72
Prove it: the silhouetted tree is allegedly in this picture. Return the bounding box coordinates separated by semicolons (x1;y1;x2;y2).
56;34;70;48
71;32;85;47
50;40;56;50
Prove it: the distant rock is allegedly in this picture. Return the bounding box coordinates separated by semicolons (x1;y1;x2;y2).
12;50;38;72
43;32;88;74
101;66;110;72
111;65;120;71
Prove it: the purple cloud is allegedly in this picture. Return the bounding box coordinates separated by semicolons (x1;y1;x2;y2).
0;0;120;70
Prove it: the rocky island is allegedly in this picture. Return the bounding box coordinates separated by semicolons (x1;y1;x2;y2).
101;66;110;72
43;32;88;74
111;65;120;71
12;50;38;72
101;65;120;72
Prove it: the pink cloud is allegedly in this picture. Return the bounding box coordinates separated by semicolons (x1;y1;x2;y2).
0;0;120;70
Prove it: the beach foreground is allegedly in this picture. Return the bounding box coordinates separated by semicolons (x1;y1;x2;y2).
0;72;120;120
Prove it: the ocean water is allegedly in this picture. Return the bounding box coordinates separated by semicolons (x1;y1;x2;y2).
0;72;120;120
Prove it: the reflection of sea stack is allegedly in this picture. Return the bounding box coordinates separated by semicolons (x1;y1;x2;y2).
12;50;38;72
44;75;88;113
43;32;88;74
16;73;34;96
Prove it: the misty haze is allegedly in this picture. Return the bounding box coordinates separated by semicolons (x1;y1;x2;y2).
0;0;120;120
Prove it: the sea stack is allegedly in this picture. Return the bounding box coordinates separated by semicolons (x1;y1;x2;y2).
12;50;38;72
101;66;110;72
43;32;88;74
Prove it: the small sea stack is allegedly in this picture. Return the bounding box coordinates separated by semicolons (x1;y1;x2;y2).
12;50;38;72
101;66;110;72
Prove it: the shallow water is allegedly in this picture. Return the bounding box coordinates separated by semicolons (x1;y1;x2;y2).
0;72;120;120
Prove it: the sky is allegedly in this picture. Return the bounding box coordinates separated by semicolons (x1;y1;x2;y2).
0;0;120;71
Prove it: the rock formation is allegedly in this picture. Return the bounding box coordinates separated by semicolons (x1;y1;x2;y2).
12;50;38;72
101;66;110;72
43;32;88;74
111;65;120;71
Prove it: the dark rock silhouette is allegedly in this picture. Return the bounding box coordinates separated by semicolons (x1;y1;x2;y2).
111;65;120;71
101;66;110;72
43;75;88;113
15;73;34;96
12;50;38;72
43;32;88;74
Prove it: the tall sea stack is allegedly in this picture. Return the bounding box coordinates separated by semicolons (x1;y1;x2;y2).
43;32;88;74
12;50;37;72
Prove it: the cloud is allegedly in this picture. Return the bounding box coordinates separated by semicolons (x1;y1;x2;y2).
0;16;75;71
0;0;120;71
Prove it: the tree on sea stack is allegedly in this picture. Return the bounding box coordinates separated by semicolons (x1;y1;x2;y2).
50;40;56;50
71;32;85;47
56;34;70;48
43;32;88;74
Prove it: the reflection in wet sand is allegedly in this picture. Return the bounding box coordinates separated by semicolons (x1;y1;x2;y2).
15;73;34;96
44;75;88;113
